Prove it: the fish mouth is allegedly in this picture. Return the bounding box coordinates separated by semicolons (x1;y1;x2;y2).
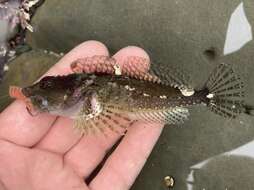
9;86;39;116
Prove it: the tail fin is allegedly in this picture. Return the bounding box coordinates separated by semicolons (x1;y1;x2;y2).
205;63;245;118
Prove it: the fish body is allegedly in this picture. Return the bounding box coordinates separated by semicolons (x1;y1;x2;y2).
27;73;199;111
9;56;245;134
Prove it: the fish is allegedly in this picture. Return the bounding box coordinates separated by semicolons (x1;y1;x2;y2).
9;55;245;135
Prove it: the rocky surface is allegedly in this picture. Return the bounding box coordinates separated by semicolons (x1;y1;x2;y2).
0;0;20;80
0;0;42;81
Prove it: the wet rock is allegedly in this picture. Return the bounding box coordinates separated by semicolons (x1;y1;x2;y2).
0;0;20;79
192;155;254;190
0;49;59;111
27;0;241;70
0;0;21;43
0;0;42;81
131;109;254;190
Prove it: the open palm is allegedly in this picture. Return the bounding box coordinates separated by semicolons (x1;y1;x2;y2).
0;41;163;190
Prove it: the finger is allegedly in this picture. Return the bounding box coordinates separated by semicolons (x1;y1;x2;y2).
35;117;83;154
0;180;7;190
47;41;109;76
89;122;163;190
0;41;109;147
0;140;89;190
64;46;150;178
113;46;150;72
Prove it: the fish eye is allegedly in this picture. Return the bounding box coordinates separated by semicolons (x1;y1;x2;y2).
34;96;47;106
42;99;48;107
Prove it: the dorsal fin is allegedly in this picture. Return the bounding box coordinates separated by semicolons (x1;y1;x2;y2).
151;64;193;91
70;55;192;87
70;55;115;74
70;55;151;77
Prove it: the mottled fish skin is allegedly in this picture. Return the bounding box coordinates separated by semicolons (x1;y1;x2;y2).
92;73;205;112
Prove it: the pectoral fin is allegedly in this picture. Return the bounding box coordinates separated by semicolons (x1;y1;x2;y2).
74;91;132;136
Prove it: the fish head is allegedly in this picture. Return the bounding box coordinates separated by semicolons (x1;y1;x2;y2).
9;75;86;117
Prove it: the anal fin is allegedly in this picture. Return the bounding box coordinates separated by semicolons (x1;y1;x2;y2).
129;107;190;125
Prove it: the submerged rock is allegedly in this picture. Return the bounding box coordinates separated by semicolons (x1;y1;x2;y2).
0;0;41;81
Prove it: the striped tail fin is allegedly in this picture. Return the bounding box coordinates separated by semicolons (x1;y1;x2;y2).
205;63;245;118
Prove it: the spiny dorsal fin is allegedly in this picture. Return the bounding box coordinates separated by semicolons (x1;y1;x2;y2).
70;55;161;83
70;55;195;90
71;56;116;74
70;55;150;76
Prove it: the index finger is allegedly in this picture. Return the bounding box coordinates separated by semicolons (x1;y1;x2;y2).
0;41;109;147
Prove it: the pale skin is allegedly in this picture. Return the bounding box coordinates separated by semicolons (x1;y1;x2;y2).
0;41;164;190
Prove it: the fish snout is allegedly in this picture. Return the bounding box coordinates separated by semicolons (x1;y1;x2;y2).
9;86;38;116
21;87;33;97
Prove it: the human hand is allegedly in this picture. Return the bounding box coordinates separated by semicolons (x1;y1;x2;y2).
0;41;163;190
